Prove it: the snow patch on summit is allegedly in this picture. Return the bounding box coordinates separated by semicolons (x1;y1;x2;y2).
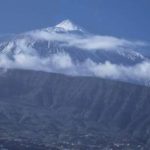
55;20;82;31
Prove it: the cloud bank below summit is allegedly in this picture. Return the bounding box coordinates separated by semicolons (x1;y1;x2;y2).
1;50;150;84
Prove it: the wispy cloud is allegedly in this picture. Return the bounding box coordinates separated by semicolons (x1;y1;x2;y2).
28;30;147;51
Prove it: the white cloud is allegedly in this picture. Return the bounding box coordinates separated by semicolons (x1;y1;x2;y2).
83;59;150;83
28;30;147;51
0;52;75;74
1;50;150;85
51;53;73;69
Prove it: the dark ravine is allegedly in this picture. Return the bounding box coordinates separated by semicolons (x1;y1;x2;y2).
0;69;150;149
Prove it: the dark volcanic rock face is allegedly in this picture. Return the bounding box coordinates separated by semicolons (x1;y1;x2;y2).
0;69;150;149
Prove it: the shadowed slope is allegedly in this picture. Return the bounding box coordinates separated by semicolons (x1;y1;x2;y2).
0;69;150;148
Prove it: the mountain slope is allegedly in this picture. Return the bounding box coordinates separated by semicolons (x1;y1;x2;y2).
0;69;150;149
0;20;146;65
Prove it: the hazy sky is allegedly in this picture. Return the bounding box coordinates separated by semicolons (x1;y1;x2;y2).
0;0;150;40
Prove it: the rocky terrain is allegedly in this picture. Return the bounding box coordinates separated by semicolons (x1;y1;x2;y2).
0;69;150;149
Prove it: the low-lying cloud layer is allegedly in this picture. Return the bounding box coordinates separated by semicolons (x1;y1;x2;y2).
1;50;150;85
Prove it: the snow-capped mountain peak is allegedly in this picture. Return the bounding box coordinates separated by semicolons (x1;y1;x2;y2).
55;20;82;32
0;20;149;86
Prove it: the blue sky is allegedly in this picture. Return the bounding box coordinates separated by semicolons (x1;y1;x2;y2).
0;0;150;40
